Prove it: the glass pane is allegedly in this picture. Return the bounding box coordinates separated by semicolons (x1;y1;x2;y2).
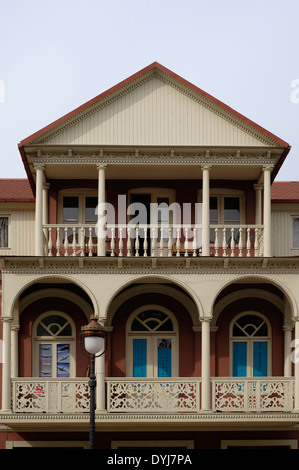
39;344;52;377
293;218;299;248
57;344;70;377
224;197;240;224
253;342;267;377
63;197;79;223
158;339;172;377
85;197;98;223
233;342;247;377
209;197;218;223
0;217;8;247
133;339;147;377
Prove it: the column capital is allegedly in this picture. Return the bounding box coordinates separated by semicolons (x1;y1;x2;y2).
0;316;13;323
33;162;45;170
201;164;212;171
200;316;212;323
254;183;263;191
97;163;107;170
262;164;274;172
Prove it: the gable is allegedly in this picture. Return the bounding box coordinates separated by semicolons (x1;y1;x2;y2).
22;63;288;149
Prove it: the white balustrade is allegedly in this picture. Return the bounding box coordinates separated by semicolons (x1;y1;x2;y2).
212;377;294;412
106;377;201;413
12;378;90;413
43;224;264;258
11;377;294;414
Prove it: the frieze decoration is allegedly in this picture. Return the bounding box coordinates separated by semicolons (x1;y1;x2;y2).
1;411;299;424
32;149;278;167
29;69;281;147
2;256;299;276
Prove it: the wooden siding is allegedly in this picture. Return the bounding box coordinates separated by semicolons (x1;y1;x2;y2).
0;209;35;256
46;78;269;147
272;205;299;256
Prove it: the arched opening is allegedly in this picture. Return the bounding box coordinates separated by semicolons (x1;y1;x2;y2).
106;281;199;378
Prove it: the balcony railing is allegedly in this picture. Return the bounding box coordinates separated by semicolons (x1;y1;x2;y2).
11;377;293;414
43;224;264;258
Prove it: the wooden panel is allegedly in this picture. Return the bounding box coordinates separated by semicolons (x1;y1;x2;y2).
46;78;269;147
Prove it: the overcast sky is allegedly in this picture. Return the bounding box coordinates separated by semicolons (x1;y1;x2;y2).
0;0;298;181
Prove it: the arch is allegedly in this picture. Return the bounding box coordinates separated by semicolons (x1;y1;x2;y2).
104;274;202;325
211;274;297;326
10;274;99;320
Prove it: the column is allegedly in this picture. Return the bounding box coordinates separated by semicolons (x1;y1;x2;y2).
97;164;107;256
263;165;272;257
201;165;211;257
283;325;293;377
95;354;106;412
35;164;45;256
293;318;299;411
201;317;211;411
1;317;12;412
254;184;263;225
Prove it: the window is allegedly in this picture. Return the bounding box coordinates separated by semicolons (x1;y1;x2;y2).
127;307;178;378
293;217;299;248
0;217;8;247
61;194;98;226
230;313;270;377
210;195;241;243
33;313;75;378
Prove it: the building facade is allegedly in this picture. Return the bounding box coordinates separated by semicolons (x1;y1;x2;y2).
1;62;299;450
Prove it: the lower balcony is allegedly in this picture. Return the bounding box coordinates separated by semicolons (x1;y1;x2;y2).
11;377;294;414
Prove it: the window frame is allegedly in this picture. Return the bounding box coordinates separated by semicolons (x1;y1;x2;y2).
0;215;10;249
32;311;76;378
58;189;98;225
229;311;272;377
291;215;299;249
126;305;179;378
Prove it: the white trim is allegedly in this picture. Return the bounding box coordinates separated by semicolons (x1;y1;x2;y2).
221;439;297;449
126;305;179;377
111;440;194;449
6;440;89;449
32;311;76;377
229;311;272;377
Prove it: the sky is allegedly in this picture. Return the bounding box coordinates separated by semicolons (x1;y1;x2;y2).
0;0;299;181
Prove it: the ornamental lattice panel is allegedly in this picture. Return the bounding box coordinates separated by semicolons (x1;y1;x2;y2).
107;380;200;413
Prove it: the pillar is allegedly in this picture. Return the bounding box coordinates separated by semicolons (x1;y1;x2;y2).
283;325;293;377
201;317;211;411
263;165;272;257
35;164;44;256
254;184;263;225
97;164;107;256
1;317;12;412
201;165;211;257
293;318;299;411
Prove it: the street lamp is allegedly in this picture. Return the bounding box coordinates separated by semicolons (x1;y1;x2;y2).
80;315;107;450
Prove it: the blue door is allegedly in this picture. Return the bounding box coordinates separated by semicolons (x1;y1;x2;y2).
233;342;247;377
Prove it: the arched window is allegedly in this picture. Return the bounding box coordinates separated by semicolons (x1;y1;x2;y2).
33;312;75;378
230;312;271;377
126;307;178;378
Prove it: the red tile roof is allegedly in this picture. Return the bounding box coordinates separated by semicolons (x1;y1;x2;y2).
0;179;35;202
271;181;299;203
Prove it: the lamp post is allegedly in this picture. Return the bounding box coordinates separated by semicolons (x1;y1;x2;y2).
80;316;107;450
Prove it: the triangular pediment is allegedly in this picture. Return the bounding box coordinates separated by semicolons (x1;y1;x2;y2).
20;63;288;149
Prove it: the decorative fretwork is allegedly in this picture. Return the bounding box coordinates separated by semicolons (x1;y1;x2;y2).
12;379;90;413
107;378;200;413
213;378;294;412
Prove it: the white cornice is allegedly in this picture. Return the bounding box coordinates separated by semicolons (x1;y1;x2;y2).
2;256;299;276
